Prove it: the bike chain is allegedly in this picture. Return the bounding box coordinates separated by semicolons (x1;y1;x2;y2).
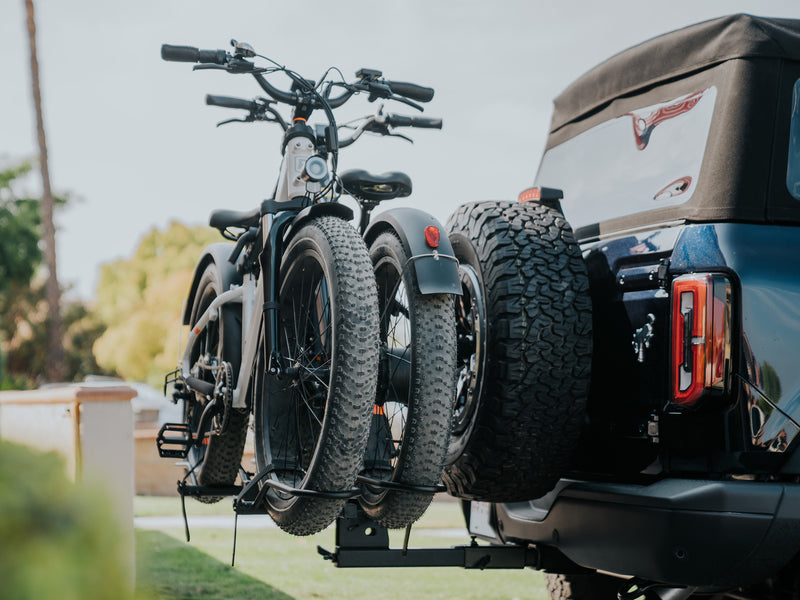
211;361;234;435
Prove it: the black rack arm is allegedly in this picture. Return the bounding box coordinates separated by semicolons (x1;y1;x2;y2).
317;503;539;569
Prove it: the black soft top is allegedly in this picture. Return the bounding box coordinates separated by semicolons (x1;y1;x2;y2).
552;14;800;133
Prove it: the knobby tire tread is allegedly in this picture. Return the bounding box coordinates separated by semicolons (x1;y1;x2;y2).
444;201;592;502
188;265;248;503
264;216;379;535
363;232;456;528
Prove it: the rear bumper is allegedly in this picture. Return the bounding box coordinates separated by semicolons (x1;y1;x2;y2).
486;478;800;589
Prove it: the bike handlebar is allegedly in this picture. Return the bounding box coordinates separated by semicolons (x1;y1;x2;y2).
252;73;308;106
386;114;442;129
161;41;435;121
206;94;258;112
161;44;227;65
385;81;434;103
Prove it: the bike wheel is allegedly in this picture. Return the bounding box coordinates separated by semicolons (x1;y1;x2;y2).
448;260;487;465
360;232;456;528
184;263;249;502
253;216;379;536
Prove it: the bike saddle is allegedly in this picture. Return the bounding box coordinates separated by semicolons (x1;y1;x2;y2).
338;169;412;202
209;207;261;230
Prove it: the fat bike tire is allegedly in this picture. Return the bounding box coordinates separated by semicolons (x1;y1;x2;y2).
443;201;592;502
185;263;248;503
254;216;379;536
360;232;456;528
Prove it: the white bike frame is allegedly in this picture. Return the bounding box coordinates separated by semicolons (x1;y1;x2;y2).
179;133;319;409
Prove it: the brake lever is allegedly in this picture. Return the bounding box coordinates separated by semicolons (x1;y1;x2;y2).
366;82;392;102
362;120;414;143
216;116;255;128
362;84;424;112
386;132;414;144
390;95;424;112
363;120;390;135
193;58;262;74
227;57;258;73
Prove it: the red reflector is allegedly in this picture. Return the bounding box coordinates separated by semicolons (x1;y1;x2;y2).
518;187;541;202
671;274;731;407
424;226;440;248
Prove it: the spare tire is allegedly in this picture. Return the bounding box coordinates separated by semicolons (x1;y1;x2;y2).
444;200;592;501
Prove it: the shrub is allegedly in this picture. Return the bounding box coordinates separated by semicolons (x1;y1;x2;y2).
0;440;133;600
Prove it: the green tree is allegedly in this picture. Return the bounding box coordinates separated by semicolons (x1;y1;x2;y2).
0;163;110;389
0;163;41;294
0;163;42;388
93;222;221;388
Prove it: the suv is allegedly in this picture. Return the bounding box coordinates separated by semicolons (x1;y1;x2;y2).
443;14;800;600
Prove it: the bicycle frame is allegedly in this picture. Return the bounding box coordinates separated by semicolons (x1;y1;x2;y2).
179;124;322;411
158;40;468;539
164;38;462;447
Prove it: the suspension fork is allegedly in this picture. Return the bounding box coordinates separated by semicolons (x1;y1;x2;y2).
263;211;297;370
233;210;298;406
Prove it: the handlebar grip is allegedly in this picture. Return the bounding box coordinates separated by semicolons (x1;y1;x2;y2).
386;81;435;103
161;44;228;65
206;94;257;111
386;115;443;129
161;44;199;62
197;49;228;65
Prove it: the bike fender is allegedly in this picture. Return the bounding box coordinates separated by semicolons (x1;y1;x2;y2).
364;207;461;296
283;202;355;245
181;242;243;325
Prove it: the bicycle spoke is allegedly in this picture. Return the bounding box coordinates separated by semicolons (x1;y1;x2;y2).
271;253;336;489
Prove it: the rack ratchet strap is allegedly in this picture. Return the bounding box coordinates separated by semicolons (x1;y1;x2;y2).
356;475;445;494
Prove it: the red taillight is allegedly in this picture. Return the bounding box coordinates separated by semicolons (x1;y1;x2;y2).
518;186;564;204
671;274;732;406
424;225;440;248
518;187;541;202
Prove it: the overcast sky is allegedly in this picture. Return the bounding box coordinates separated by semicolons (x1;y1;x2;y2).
3;1;800;300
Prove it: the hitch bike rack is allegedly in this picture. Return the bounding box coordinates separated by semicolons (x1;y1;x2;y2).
170;463;558;571
317;502;539;570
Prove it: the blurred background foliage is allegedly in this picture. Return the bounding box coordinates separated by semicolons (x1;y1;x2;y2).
92;222;220;389
0;162;112;388
0;440;133;600
0;162;218;389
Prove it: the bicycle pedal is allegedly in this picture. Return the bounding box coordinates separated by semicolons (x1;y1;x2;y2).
157;423;193;458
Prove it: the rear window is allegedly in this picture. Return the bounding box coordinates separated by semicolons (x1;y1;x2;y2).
787;79;800;200
536;87;717;230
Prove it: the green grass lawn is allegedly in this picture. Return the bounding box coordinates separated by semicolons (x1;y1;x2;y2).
135;496;547;600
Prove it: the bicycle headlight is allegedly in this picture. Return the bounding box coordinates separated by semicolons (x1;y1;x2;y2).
301;155;328;183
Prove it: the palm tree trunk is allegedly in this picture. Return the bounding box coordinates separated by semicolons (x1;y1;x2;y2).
24;0;64;383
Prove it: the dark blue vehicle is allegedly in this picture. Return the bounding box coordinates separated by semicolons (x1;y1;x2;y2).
444;14;800;600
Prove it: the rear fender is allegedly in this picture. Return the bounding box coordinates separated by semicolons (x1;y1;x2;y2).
364;207;461;295
181;242;243;325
